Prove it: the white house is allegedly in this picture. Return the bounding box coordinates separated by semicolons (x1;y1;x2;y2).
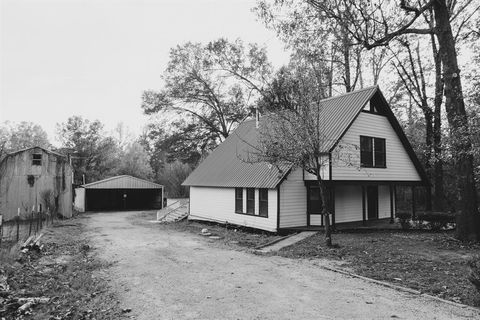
182;86;428;232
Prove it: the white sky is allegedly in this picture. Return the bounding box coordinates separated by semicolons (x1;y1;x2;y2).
0;0;290;144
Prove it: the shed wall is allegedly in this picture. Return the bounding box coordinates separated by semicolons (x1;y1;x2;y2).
0;148;72;220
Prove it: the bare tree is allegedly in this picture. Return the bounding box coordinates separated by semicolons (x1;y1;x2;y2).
307;0;480;241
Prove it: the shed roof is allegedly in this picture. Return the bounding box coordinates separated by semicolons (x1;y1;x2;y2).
182;86;428;188
82;175;163;189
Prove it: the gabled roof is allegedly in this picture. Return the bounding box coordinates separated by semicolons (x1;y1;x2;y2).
82;175;163;189
183;86;428;188
182;120;292;188
318;86;378;152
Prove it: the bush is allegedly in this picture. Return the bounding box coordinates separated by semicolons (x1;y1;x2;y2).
469;256;480;294
417;211;455;231
395;211;455;231
396;211;412;230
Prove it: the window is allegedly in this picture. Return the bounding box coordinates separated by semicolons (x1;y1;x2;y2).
32;154;42;166
259;189;268;217
360;136;386;168
235;188;243;213
374;138;386;167
246;188;255;214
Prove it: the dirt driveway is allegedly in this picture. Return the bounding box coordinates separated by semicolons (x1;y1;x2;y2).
84;211;480;320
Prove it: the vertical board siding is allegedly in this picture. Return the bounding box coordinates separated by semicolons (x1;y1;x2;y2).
335;185;363;223
279;168;307;228
189;186;277;232
332;112;421;181
74;188;86;212
0;149;73;220
378;185;391;219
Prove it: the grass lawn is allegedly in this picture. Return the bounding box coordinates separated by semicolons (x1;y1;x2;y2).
278;230;480;307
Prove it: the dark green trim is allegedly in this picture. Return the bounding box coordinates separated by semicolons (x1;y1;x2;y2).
328;153;332;180
411;186;416;219
362;185;366;226
276;185;280;230
325;180;427;186
389;184;394;224
331;185;336;227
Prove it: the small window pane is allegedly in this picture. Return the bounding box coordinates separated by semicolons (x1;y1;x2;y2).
32;154;42;166
374;138;386;167
235;188;243;213
259;189;268;217
360;136;373;167
246;188;255;214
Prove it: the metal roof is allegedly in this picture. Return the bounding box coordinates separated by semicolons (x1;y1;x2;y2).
182;86;427;188
318;86;378;152
182;120;292;188
82;175;163;189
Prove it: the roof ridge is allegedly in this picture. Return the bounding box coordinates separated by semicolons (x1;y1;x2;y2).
82;175;163;188
320;85;378;103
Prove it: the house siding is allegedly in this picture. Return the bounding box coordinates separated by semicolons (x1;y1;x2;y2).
378;185;393;219
279;168;307;228
334;185;363;223
332;112;421;181
189;186;277;232
334;184;393;223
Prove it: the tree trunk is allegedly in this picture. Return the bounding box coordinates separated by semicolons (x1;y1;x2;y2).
433;0;479;240
424;107;433;211
318;179;332;247
431;33;445;211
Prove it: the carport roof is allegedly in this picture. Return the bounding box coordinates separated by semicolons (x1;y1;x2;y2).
82;175;163;189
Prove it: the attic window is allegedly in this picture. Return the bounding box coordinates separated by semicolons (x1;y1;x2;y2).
360;136;386;168
32;154;42;166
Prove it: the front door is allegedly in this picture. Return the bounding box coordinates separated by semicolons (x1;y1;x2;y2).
367;186;378;220
307;185;323;226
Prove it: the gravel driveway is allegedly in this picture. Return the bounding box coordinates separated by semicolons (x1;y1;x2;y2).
84;211;480;320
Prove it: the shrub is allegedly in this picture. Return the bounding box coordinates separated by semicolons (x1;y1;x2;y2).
468;255;480;294
396;211;412;230
417;211;455;231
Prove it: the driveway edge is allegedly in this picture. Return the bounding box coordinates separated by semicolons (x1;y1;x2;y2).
319;264;479;312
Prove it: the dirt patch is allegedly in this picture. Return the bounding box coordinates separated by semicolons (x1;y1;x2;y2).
0;220;125;319
130;210;284;249
277;230;480;307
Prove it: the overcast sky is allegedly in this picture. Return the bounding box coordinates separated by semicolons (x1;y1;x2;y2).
0;0;289;144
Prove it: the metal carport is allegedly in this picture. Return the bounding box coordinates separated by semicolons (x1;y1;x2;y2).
75;175;164;212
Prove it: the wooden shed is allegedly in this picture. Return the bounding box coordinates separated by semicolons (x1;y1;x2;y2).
74;175;164;212
0;147;73;220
